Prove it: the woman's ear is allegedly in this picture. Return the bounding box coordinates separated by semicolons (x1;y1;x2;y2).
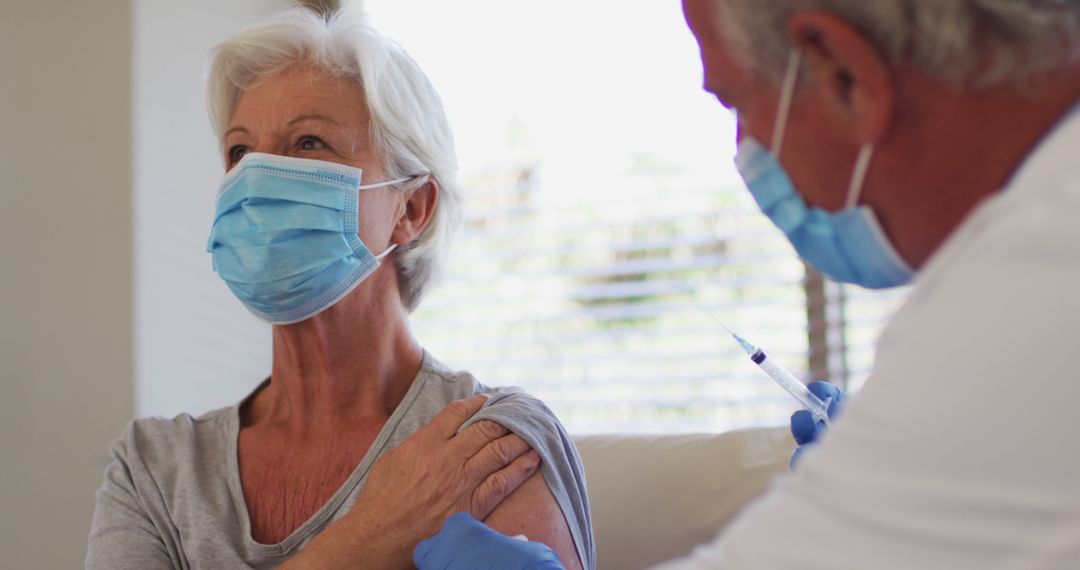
391;177;439;246
787;11;895;144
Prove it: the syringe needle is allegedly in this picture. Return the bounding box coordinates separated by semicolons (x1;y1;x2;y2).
704;313;735;337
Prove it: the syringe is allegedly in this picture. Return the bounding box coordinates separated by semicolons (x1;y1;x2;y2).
729;330;832;426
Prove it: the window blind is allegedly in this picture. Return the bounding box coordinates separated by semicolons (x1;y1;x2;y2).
356;0;906;433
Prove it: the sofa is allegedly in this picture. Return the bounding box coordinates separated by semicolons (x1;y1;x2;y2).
573;427;794;570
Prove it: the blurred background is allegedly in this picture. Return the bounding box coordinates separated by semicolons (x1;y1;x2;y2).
0;0;905;566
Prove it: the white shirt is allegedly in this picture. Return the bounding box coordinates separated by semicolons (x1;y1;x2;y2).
655;103;1080;569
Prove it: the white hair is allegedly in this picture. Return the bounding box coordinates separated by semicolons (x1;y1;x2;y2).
206;7;462;311
714;0;1080;88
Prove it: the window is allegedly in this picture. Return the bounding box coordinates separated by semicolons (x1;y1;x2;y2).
356;0;906;433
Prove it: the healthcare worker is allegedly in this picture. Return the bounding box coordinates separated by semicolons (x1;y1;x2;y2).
412;0;1080;568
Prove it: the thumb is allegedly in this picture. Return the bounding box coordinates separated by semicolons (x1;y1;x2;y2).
807;381;840;402
807;381;845;418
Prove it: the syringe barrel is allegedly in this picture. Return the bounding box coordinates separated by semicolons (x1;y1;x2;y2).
755;352;828;413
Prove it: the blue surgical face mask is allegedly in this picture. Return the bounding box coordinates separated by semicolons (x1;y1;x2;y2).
733;52;915;289
207;153;412;324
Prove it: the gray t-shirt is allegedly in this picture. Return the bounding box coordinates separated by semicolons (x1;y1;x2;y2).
85;352;594;569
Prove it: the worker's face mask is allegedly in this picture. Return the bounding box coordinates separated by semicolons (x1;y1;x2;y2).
207;153;409;324
733;51;914;289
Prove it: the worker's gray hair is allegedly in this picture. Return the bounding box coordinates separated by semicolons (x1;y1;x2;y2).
206;7;462;311
715;0;1080;88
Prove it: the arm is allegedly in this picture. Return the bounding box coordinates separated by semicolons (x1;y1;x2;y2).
485;472;584;570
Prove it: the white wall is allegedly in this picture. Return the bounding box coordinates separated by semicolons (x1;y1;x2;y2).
0;2;133;566
0;1;290;566
134;0;290;419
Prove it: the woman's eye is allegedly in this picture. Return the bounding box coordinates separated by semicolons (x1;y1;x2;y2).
228;145;249;164
297;136;326;151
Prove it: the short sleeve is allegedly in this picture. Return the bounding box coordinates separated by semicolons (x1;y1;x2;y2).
463;388;596;570
85;425;177;570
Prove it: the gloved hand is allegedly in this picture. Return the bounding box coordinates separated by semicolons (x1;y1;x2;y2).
414;512;565;570
790;381;846;469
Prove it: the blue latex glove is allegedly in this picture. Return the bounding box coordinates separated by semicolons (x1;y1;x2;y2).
414;512;565;570
790;381;846;469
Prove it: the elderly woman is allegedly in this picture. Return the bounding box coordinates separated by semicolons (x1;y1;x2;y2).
86;8;593;570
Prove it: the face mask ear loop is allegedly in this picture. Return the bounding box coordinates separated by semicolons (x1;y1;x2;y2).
771;50;803;157
375;243;398;261
845;145;875;209
358;177;412;191
368;174;431;263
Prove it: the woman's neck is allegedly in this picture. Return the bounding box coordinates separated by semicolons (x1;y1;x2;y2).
245;283;424;432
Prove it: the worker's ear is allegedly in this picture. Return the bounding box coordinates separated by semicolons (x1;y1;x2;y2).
787;12;895;144
391;177;439;246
